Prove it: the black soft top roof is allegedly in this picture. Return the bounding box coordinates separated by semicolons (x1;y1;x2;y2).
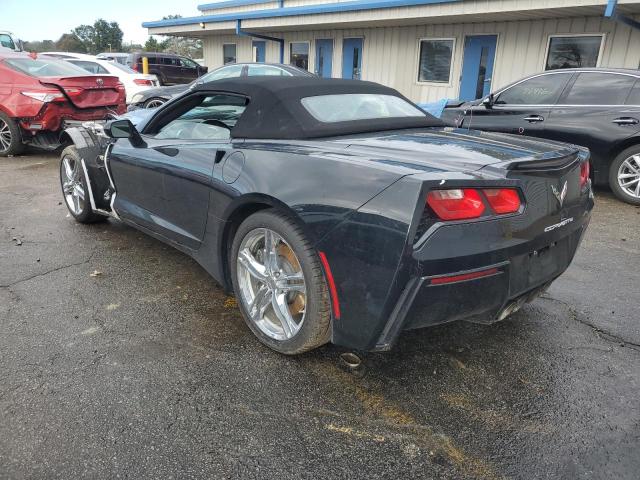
192;76;442;139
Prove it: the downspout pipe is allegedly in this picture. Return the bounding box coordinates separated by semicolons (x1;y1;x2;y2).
235;19;285;63
604;0;640;31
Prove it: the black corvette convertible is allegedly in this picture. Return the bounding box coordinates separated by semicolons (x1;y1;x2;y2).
59;77;593;354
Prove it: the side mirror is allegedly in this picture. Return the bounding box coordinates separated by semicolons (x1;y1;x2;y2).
105;119;146;148
482;94;495;109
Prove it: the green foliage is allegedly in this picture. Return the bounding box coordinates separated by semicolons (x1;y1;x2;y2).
72;19;123;54
144;36;160;52
22;39;55;53
55;34;87;53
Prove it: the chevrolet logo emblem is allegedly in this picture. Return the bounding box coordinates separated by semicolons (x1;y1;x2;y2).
551;181;568;208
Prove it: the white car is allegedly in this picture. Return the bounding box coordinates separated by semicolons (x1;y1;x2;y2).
41;52;159;104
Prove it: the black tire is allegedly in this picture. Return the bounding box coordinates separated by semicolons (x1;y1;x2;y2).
59;146;105;223
143;97;167;109
230;209;332;355
609;145;640;206
0;111;25;157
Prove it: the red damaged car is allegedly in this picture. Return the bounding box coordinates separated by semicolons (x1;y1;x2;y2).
0;52;126;156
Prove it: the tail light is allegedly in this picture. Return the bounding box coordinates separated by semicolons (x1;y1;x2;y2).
427;188;522;221
427;189;485;221
21;90;66;103
483;188;521;214
580;161;590;188
133;79;154;86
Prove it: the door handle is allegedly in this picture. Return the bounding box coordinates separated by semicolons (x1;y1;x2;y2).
613;117;639;126
524;115;544;123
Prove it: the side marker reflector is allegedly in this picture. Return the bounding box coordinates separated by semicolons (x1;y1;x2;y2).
430;268;500;286
318;251;341;320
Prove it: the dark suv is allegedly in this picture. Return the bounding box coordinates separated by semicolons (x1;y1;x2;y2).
441;68;640;205
128;52;207;85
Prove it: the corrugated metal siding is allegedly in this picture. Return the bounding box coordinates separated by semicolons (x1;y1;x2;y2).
202;15;640;102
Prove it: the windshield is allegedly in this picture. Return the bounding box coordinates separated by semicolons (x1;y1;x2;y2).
5;57;90;77
301;94;425;123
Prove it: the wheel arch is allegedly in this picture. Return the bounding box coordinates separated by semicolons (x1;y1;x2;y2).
218;193;311;292
603;136;640;185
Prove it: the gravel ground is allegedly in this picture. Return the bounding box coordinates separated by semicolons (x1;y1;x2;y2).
1;152;639;480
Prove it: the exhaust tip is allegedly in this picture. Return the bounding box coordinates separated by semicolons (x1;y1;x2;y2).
339;352;362;370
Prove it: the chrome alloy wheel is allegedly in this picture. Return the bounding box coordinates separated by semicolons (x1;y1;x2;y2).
618;154;640;199
236;228;307;341
145;99;166;109
61;156;86;215
0;118;11;153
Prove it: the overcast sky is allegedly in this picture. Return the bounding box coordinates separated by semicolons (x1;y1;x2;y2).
2;0;201;44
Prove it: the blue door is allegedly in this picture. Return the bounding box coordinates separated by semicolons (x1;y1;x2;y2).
315;39;333;78
342;38;363;79
459;35;498;101
253;41;266;63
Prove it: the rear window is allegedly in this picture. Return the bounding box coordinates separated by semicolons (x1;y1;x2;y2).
4;57;90;77
301;94;425;123
68;60;110;75
563;73;636;105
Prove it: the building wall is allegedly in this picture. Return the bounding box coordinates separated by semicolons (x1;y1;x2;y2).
202;15;640;102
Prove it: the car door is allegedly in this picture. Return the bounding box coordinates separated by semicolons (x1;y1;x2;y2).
542;72;640;182
108;92;249;249
462;72;573;138
179;57;199;83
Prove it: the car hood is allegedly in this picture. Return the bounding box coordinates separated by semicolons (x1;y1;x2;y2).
138;84;190;99
332;128;580;174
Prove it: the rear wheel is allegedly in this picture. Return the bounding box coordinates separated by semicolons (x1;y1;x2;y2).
59;146;104;223
144;97;167;109
0;111;25;157
230;210;331;354
610;146;640;205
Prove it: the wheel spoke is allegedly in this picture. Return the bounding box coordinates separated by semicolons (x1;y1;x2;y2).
73;184;85;201
276;271;306;293
621;177;640;187
238;248;268;282
63;158;74;180
249;284;272;320
271;292;298;339
263;229;280;274
63;181;74;194
73;194;81;213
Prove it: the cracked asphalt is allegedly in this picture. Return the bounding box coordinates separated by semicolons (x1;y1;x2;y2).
1;153;639;480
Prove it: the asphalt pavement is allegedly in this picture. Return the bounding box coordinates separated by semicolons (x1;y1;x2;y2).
1;153;639;479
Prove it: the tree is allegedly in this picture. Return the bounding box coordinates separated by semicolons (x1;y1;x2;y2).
144;36;160;52
72;19;123;54
144;14;203;59
22;39;55;52
55;34;86;53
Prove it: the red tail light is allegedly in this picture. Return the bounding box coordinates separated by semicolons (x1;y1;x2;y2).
427;189;485;221
483;188;521;214
133;79;154;86
580;161;590;187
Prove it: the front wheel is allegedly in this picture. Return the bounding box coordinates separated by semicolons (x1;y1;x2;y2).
230;210;331;355
609;146;640;205
144;97;166;109
59;146;104;223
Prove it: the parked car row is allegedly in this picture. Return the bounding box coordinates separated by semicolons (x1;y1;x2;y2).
440;68;640;205
40;52;160;104
0;51;126;155
128;62;313;109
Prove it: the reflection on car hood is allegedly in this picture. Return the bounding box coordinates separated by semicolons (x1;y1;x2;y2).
120;108;155;129
137;83;191;100
332;128;580;173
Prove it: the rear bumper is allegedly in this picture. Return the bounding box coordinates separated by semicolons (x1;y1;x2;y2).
373;221;588;351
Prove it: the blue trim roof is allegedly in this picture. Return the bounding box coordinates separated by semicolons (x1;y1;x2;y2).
198;0;276;11
143;0;459;28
